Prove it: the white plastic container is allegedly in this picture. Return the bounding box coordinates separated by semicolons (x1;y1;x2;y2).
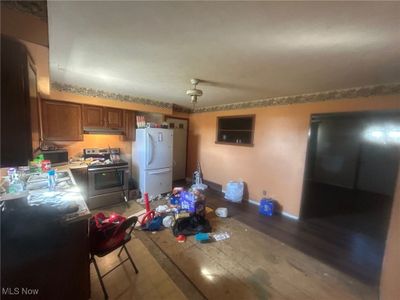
224;181;244;202
215;207;228;218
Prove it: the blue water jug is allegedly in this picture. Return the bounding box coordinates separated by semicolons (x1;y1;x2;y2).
259;198;274;216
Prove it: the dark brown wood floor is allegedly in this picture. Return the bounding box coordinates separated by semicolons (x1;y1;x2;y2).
202;188;387;287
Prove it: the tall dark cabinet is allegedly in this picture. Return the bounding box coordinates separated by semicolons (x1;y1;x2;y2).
1;35;40;167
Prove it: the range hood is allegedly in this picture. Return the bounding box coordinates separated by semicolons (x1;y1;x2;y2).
83;127;124;135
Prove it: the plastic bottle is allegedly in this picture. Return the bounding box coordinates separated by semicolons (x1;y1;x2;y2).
48;169;56;191
8;171;24;193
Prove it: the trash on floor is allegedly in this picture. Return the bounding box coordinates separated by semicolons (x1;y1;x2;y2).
140;187;213;240
212;232;231;242
172;214;212;236
155;204;170;213
195;232;211;243
170;187;184;205
176;234;186;243
179;190;206;217
162;215;174;228
224;180;244;202
215;207;228;218
142;216;163;231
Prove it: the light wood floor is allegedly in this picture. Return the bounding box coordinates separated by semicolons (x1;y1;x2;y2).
90;234;187;300
91;200;377;299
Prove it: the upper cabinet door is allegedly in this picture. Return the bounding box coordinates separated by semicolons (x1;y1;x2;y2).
105;107;124;129
1;36;35;166
42;100;83;141
28;57;41;154
83;105;104;128
124;110;136;141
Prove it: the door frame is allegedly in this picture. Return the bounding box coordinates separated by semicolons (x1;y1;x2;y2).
165;115;190;181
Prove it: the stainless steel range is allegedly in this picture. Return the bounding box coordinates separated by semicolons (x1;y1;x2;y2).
84;148;129;209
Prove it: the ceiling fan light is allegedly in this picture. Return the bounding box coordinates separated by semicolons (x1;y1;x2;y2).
186;78;202;106
186;88;203;96
191;95;198;103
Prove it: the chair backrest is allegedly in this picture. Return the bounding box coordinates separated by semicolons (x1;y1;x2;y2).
113;215;138;237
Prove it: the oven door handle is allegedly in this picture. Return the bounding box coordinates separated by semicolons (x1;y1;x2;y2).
88;166;128;172
147;132;154;166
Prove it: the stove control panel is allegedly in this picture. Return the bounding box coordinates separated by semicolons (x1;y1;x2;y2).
83;148;120;156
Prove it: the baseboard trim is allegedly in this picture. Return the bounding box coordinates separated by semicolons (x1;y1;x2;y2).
248;199;259;206
281;211;300;220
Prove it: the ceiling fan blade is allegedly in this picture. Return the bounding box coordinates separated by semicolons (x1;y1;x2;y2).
195;79;256;90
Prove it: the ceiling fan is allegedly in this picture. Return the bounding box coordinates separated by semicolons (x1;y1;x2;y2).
186;78;203;107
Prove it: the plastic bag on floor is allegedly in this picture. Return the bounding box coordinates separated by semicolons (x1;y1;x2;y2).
224;180;244;202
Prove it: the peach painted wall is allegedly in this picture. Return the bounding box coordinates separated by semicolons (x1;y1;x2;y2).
380;164;400;299
188;94;400;217
54;134;132;166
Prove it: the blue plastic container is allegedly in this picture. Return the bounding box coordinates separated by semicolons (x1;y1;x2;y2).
259;198;275;216
170;195;180;205
179;191;196;213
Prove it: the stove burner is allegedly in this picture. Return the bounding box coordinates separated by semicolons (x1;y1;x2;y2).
84;148;126;169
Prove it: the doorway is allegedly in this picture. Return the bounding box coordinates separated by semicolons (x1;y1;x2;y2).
300;110;400;284
165;117;188;181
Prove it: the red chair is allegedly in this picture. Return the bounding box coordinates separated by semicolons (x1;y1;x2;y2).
89;215;139;299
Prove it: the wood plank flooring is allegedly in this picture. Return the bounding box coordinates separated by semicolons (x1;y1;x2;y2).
91;188;382;299
204;189;385;286
90;234;187;300
143;207;376;299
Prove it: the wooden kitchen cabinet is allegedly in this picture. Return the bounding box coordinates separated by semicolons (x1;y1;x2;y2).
42;100;83;141
124;110;136;141
83;105;124;131
83;105;104;128
1;211;90;300
105;107;124;129
1;35;41;167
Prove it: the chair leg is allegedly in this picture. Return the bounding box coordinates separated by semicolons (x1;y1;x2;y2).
92;257;109;299
117;246;124;257
124;244;139;274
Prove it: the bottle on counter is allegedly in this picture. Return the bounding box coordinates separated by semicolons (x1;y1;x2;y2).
48;169;56;191
7;168;24;193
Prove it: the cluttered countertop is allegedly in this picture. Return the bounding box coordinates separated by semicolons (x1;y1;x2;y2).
0;165;91;224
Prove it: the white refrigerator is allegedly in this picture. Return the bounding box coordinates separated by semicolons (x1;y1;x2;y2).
132;128;173;197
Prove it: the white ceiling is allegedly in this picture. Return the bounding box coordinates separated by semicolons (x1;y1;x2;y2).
48;1;400;108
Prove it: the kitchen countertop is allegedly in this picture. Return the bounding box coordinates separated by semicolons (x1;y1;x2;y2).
2;166;91;224
67;161;89;169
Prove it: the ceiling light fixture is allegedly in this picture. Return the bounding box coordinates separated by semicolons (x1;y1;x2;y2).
186;78;203;108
